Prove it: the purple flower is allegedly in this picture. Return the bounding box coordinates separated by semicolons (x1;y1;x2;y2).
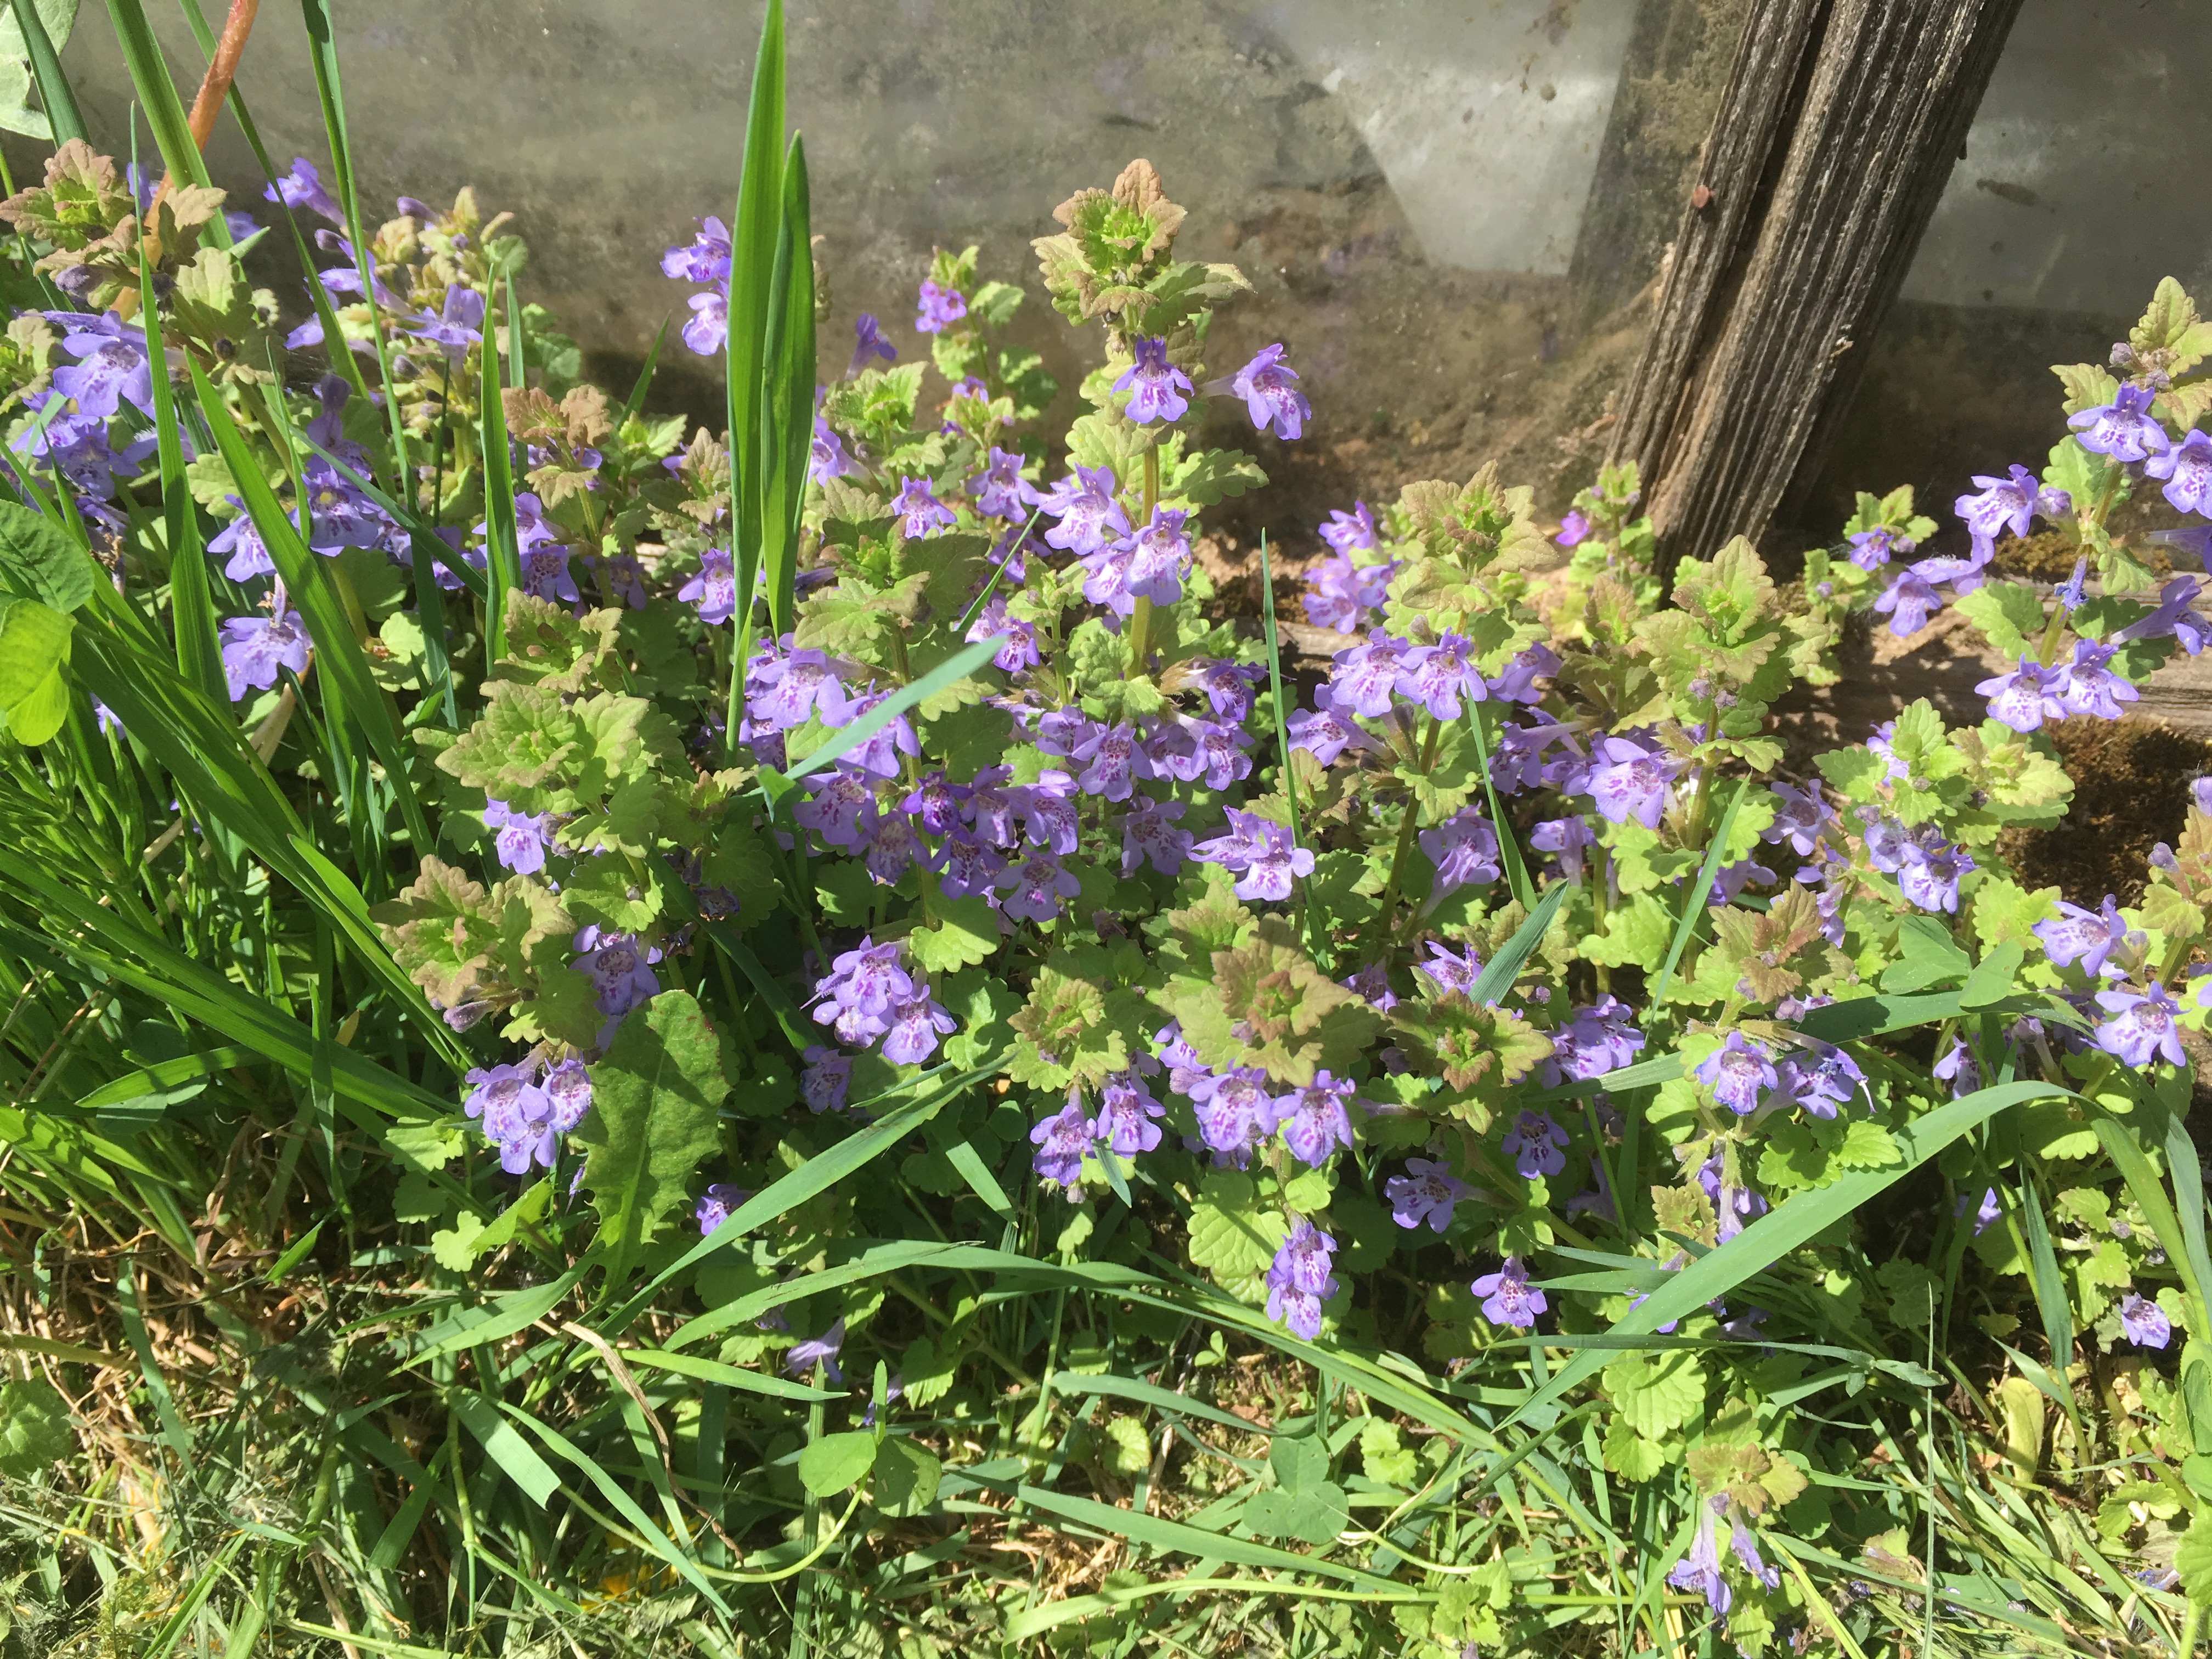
1194;808;1313;902
1113;336;1193;425
1039;464;1128;556
811;936;915;1046
1873;567;1942;637
1030;1091;1091;1188
1471;1256;1545;1328
1386;1158;1472;1232
915;278;967;333
52;313;154;419
1014;770;1081;854
1189;658;1265;722
2052;637;2138;721
2034;895;2138;978
820;690;921;780
966;596;1039;672
682;289;729;356
938;830;1007;899
792;771;876;851
208;500;278;581
1555;510;1590;549
1955;464;2041;555
2094;984;2186;1068
997;850;1081;926
1327;632;1408;719
1122;506;1194;608
1223;343;1309;440
695;1182;749;1237
1301;548;1395;633
809;417;859;487
2068;382;2169;464
1897;838;1973;913
1413;940;1482;997
846;313;896;378
1667;1501;1731;1620
1528;815;1595;881
1285;687;1379;768
748;647;847;731
1694;1032;1776;1116
1395;633;1487;721
1277;1071;1357;1167
403;286;487;362
1488;644;1561;704
672;548;734;628
890;476;957;539
662;216;732;284
968;446;1040;519
1321;501;1378;554
2119;1291;2172;1349
219;600;310;701
1585;735;1679;830
1933;1035;1981;1099
1418;809;1500;904
1188;1068;1277;1167
264;157;344;224
1762;782;1831;859
2146;427;2212;515
1091;1069;1166;1159
800;1046;852;1113
1848;526;1910;569
1266;1221;1339;1340
1955;1186;2000;1237
1118;795;1193;874
1729;1514;1780;1591
1975;655;2063;733
783;1317;846;1384
1500;1109;1568;1179
2114;575;2212;656
1775;1043;1865;1118
483;799;557;874
1550;996;1645;1081
882;986;957;1064
579;932;660;1025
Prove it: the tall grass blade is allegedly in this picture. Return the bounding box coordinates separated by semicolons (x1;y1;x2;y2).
758;131;811;639
1647;775;1748;1007
723;0;786;702
478;292;521;661
105;0;225;218
13;0;82;143
136;209;221;701
186;356;433;849
782;631;1001;780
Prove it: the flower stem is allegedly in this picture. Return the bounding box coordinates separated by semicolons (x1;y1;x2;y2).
1127;445;1161;675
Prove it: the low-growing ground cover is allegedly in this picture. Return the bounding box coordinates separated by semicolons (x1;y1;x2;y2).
3;6;2212;1657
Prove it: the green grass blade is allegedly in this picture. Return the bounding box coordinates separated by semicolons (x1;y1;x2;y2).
623;315;672;424
13;0;83;144
1468;878;1570;1007
298;0;411;486
758;130;812;640
449;1390;559;1508
116;1257;195;1464
478;293;521;661
1008;1483;1400;1589
2165;1107;2212;1329
724;0;787;684
782;632;1002;780
176;0;376;413
104;0;224;215
1497;1079;2070;1435
1465;702;1534;912
1648;775;1749;1008
186;356;433;850
136;209;221;702
2015;1164;2074;1367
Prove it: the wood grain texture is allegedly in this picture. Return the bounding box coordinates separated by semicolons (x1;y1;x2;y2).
1607;0;2026;576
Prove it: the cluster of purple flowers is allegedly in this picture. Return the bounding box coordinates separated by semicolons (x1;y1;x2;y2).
810;936;957;1066
662;215;733;356
462;1054;594;1174
1265;1220;1338;1339
1028;1068;1167;1193
1858;816;1974;913
1135;1024;1368;1190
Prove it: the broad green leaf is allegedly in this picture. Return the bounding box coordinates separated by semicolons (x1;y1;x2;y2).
874;1434;941;1515
574;991;730;1288
0;498;94;611
0;596;72;743
797;1429;877;1496
449;1390;560;1507
0;1376;72;1475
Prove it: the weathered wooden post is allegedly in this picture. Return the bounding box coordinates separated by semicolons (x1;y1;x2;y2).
1602;0;2025;579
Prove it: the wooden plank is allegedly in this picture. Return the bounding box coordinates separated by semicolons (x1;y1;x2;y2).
1607;0;2027;578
